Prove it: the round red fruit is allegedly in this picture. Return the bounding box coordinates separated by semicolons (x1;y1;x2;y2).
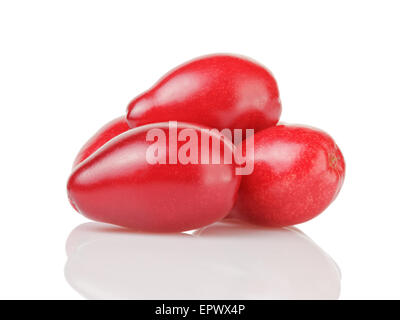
231;125;345;227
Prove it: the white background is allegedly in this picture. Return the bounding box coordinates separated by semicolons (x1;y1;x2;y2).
0;0;399;299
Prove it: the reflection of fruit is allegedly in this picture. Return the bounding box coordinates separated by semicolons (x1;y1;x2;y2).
126;54;281;133
65;221;341;299
231;125;345;227
72;116;130;167
67;122;241;232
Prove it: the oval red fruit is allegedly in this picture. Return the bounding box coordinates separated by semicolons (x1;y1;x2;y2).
126;54;281;133
231;125;345;227
67;122;241;232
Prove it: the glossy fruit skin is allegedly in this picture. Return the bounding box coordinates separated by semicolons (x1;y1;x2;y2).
72;116;130;167
231;125;345;227
126;54;281;133
67;122;241;232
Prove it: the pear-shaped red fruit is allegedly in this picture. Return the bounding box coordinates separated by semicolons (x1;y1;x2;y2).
126;54;281;132
67;122;241;232
231;125;345;227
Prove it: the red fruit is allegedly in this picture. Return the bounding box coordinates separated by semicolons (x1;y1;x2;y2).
126;54;281;133
231;125;345;227
72;116;130;167
67;122;241;232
